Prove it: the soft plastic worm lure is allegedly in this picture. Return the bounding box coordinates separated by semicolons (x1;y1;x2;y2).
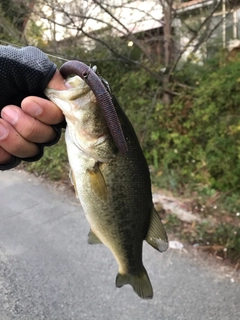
60;60;128;154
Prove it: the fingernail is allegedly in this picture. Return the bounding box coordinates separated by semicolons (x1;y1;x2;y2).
29;102;43;116
0;123;8;140
2;108;18;125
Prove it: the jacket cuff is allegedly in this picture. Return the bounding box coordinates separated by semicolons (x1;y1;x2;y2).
0;156;22;171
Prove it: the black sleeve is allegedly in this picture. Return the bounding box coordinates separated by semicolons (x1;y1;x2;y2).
0;45;57;107
0;45;64;171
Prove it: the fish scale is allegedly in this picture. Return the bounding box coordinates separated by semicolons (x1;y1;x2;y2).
45;73;168;299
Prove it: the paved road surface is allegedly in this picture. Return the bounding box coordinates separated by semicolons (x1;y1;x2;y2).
0;170;239;320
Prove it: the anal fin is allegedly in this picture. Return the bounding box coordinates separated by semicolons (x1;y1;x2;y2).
88;229;102;245
145;207;168;252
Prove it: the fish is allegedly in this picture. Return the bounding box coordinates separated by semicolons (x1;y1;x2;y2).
45;71;168;299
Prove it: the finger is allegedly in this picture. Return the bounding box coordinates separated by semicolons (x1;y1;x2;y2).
0;119;39;159
0;146;12;165
47;70;68;90
21;96;64;125
1;105;56;144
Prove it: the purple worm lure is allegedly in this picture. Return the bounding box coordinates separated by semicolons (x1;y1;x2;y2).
59;60;128;154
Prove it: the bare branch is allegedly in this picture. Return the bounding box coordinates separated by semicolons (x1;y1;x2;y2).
192;6;234;54
169;0;221;75
92;0;154;61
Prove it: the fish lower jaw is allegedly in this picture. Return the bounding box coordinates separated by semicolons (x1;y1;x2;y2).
67;136;97;160
93;134;109;146
68;130;108;150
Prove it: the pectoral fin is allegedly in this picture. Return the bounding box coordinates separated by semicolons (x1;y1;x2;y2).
87;165;107;202
88;229;102;245
145;207;168;252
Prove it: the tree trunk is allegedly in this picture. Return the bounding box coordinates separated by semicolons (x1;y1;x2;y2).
162;0;173;105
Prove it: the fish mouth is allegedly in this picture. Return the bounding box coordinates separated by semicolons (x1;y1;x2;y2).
59;60;128;154
45;83;90;116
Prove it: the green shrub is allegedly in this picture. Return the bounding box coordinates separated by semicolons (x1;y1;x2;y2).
148;58;240;192
24;134;69;181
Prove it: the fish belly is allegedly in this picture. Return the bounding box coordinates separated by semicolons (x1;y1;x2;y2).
66;134;150;275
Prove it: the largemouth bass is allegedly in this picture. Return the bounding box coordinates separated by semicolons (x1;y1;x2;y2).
45;69;168;299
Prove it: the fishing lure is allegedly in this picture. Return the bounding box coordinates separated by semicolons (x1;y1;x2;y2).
60;60;128;154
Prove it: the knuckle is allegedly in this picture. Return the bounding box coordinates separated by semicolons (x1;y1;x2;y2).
23;120;40;141
0;120;9;141
21;119;55;144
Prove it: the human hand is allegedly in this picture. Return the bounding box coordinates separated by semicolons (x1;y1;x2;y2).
0;71;67;166
0;45;68;170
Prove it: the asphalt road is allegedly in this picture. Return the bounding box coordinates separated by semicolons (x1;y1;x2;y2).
0;169;239;320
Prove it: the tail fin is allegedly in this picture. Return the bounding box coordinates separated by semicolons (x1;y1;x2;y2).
115;267;153;299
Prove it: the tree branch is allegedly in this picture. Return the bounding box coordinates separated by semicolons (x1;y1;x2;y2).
169;0;220;75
